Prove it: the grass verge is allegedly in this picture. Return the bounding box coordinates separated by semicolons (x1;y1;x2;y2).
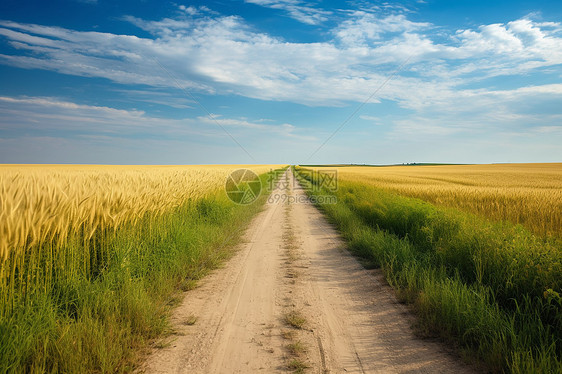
0;169;285;373
294;166;562;373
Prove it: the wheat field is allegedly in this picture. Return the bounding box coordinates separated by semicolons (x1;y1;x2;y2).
0;164;283;372
312;163;562;237
0;165;278;314
0;165;276;262
297;165;562;372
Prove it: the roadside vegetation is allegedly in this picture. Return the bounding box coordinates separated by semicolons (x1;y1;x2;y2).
311;163;562;238
295;165;562;373
0;165;284;373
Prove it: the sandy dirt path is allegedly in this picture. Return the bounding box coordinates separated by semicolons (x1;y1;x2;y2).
139;169;475;373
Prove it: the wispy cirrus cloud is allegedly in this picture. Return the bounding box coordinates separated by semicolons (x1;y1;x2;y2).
244;0;331;25
0;96;305;141
0;94;317;163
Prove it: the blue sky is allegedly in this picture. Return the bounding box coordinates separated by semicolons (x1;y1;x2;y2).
0;0;561;164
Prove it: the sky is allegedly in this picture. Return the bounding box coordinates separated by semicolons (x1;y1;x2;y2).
0;0;561;165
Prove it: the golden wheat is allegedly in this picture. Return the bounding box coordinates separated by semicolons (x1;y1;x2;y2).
0;164;278;263
311;163;562;237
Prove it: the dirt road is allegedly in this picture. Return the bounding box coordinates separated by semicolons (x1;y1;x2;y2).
140;170;475;373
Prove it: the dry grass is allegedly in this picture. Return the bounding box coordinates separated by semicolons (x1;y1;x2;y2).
286;341;307;355
287;358;309;373
184;315;198;326
312;163;562;237
284;310;307;329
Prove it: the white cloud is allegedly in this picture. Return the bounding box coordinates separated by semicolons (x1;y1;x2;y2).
359;115;379;121
245;0;331;25
358;115;386;125
0;95;320;163
0;96;305;142
334;12;432;45
177;5;213;16
0;96;145;117
110;88;194;109
0;13;561;114
384;82;562;146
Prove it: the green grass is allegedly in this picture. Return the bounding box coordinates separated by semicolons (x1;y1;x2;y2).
0;169;285;373
294;166;562;373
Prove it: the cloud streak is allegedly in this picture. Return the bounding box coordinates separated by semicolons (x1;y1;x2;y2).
0;96;306;144
244;0;331;25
